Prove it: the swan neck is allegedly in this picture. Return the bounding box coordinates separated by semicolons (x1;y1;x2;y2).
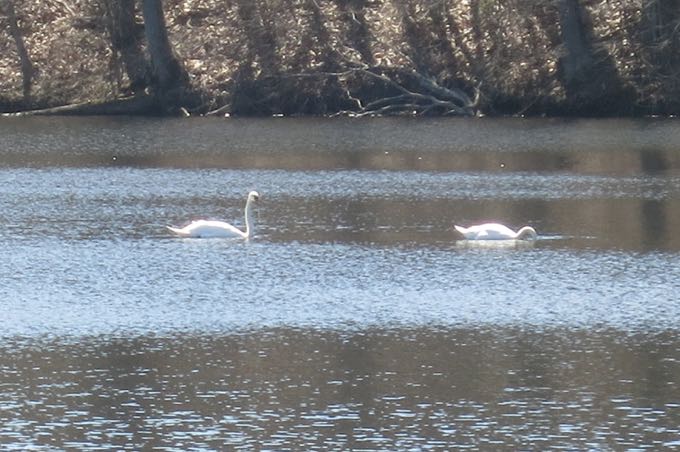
244;198;254;238
517;226;536;240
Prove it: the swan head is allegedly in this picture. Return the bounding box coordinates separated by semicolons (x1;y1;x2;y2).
248;191;260;203
517;226;537;240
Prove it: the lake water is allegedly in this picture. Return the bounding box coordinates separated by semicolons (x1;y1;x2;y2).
1;117;680;450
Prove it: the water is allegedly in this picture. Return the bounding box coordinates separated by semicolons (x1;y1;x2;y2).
1;117;680;450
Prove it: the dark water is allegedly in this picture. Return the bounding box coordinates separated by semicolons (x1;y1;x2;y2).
1;117;680;450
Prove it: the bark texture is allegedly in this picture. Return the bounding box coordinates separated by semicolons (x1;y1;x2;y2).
2;0;34;104
141;0;189;111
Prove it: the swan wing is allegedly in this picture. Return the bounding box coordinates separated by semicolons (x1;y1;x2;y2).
168;220;246;238
477;223;517;239
456;223;517;240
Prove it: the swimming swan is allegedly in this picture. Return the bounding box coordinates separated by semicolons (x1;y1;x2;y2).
167;191;260;238
454;223;537;241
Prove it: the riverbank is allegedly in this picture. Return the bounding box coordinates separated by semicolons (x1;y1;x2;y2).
1;1;679;117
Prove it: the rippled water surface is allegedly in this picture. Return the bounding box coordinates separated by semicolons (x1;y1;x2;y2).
1;117;680;450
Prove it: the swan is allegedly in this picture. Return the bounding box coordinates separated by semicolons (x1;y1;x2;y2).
454;223;537;241
167;191;260;238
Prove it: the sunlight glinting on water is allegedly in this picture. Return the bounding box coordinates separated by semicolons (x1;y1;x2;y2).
2;236;679;339
2;117;680;450
0;159;679;340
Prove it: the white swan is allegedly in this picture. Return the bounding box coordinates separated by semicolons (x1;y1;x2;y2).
167;191;260;238
454;223;537;241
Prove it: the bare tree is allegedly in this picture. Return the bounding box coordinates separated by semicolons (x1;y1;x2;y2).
1;0;34;105
141;0;189;110
556;0;632;114
557;0;592;88
637;0;680;111
102;0;148;94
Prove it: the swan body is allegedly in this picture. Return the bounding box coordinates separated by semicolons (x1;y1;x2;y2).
168;191;260;239
454;223;537;241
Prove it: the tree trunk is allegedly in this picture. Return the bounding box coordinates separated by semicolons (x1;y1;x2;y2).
235;0;280;76
141;0;189;110
2;0;34;105
556;0;632;114
103;0;148;93
557;0;593;88
640;0;680;111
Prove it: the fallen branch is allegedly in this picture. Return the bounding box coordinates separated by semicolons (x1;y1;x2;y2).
3;95;159;116
208;65;476;117
357;68;473;115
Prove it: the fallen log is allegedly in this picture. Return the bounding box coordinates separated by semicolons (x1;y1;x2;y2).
3;95;160;116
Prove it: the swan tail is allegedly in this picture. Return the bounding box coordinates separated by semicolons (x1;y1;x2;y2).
167;226;189;237
454;225;467;234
